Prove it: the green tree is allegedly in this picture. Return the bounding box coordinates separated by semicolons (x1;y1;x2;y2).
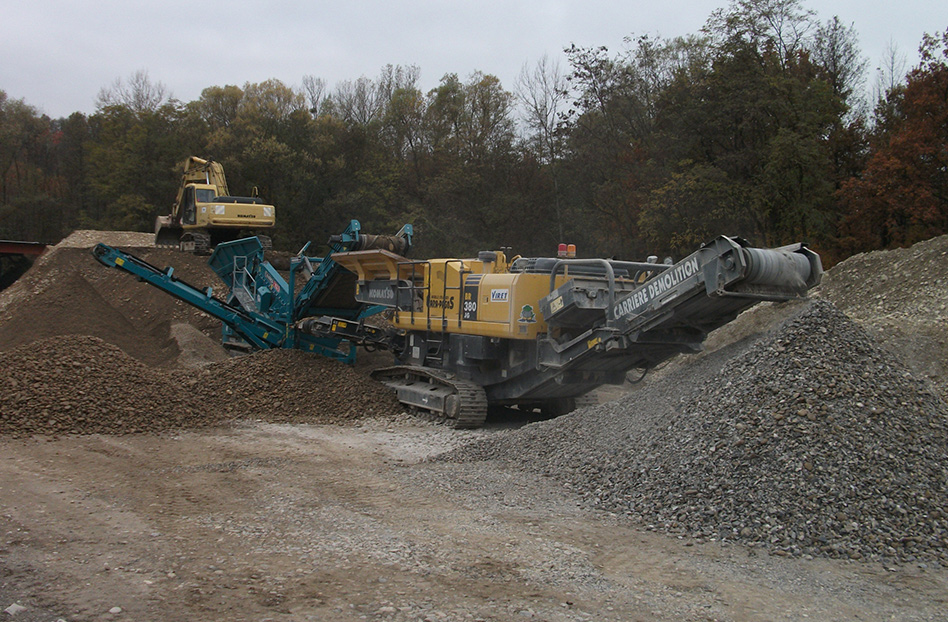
647;0;847;252
0;91;73;241
0;92;48;206
640;162;756;255
53;112;93;232
84;99;184;231
562;36;711;257
418;72;520;255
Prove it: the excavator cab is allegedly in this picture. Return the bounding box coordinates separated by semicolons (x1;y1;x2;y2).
181;186;196;225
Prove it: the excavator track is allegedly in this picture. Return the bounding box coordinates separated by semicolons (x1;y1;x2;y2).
180;231;211;255
371;366;488;429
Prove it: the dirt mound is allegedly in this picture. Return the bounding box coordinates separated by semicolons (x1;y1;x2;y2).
0;336;405;438
0;230;407;437
818;235;948;318
56;229;155;248
0;335;215;436
0;266;181;367
0;235;223;367
447;300;948;564
170;322;231;367
191;348;404;424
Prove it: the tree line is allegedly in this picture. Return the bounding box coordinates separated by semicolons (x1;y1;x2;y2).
1;0;946;267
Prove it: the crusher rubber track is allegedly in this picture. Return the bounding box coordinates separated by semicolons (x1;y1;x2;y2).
371;366;489;429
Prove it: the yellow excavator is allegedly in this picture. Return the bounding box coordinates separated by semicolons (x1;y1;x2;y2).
155;156;276;253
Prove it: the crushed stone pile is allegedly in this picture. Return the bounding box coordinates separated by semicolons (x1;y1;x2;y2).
0;232;222;367
819;235;948;321
0;230;405;438
0;335;215;436
0;336;404;438
446;300;948;564
816;234;948;401
55;229;155;248
190;348;404;424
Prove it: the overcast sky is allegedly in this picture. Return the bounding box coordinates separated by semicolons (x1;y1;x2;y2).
2;0;945;119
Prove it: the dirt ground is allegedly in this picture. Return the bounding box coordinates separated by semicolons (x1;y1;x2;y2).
3;420;948;622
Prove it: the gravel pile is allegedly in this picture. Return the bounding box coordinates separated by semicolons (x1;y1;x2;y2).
0;336;403;438
0;237;222;367
818;235;948;321
816;234;948;401
0;229;406;438
446;300;948;564
0;335;214;436
190;348;404;424
55;229;155;248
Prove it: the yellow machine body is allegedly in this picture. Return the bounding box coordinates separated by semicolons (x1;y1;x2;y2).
321;237;822;427
181;184;276;232
336;250;578;340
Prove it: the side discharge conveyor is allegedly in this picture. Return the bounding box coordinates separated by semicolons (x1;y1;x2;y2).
531;237;822;389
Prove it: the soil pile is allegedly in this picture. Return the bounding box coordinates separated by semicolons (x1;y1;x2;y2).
0;336;405;438
0;231;222;367
0;230;406;437
190;348;404;424
0;335;213;436
56;230;155;248
447;300;948;564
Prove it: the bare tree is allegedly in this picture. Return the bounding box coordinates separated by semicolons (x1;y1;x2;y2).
333;76;383;125
515;55;571;238
874;39;908;101
96;70;170;115
515;54;570;163
302;75;327;114
330;65;421;125
376;64;421;104
705;0;815;66
813;17;868;119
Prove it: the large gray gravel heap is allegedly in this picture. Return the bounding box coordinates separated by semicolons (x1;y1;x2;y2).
816;234;948;401
446;300;948;564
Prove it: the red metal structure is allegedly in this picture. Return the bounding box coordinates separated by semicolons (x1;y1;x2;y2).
0;240;47;257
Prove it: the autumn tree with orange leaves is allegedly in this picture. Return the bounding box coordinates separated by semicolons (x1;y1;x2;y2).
838;29;948;253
